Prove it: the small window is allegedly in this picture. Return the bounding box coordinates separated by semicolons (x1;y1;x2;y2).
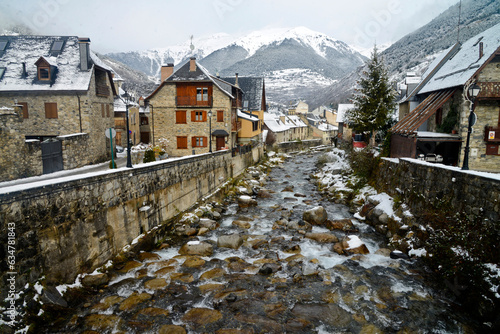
253;121;259;131
192;110;206;122
39;67;50;80
101;104;105;117
176;110;187;124
45;102;58;119
0;40;8;51
177;136;188;149
192;136;207;147
141;116;149;125
217;110;224;122
18;102;28;118
196;87;208;101
50;40;65;56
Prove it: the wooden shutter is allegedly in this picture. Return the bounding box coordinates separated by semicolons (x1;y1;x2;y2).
203;136;208;147
101;104;105;117
191;110;196;122
192;136;196;148
202;110;207;122
176;110;186;124
45;102;58;119
177;136;187;149
217;110;223;122
106;104;110;117
19;102;28;118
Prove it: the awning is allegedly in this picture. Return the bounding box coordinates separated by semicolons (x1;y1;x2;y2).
392;88;456;135
212;129;229;136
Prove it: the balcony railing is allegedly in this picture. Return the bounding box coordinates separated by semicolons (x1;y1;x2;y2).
478;82;500;99
115;118;126;128
176;96;212;107
232;120;242;132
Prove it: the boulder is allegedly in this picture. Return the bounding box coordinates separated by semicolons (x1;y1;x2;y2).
303;206;328;225
81;273;109;288
305;233;339;243
179;241;213;256
182;308;222;325
390;250;410;260
217;234;244;249
342;235;370;255
238;195;258;208
232;220;251;229
325;218;357;232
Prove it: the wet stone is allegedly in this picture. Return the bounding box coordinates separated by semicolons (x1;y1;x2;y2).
118;292;152;311
182;255;206;268
91;295;124;311
170;272;195;283
135;307;170;317
179;241;213;256
84;314;123;332
144;278;168;290
154;266;176;277
137;252;161;262
158;325;187;334
182;307;223;326
200;268;226;281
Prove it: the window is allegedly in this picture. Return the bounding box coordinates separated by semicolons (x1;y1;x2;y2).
38;67;50;80
192;136;207;147
177;136;188;149
50;40;65;56
45;102;58;119
217;110;224;122
176;110;187;124
252;121;259;131
192;110;206;122
197;88;208;101
141;116;149;125
19;102;28;119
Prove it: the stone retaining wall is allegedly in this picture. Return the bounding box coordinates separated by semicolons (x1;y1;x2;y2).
376;158;500;223
276;139;323;153
0;148;261;291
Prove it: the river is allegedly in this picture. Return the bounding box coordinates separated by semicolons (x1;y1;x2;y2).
43;150;475;333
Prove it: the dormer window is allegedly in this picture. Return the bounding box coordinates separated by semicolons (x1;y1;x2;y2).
35;57;55;82
50;40;65;56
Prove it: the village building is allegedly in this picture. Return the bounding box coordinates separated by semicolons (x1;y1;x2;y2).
391;23;500;172
337;104;355;141
145;58;242;157
0;35;116;180
288;100;309;115
222;76;266;145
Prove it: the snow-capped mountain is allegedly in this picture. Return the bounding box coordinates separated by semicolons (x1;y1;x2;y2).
105;27;366;103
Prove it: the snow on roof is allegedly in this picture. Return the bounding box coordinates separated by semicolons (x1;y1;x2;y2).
287;115;307;127
237;109;259;121
0;35;109;92
337;104;354;123
415;131;460;139
318;123;338;131
263;113;289;133
420;23;500;94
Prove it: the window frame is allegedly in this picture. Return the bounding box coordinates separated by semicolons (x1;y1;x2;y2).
38;66;50;80
217;110;224;122
196;87;209;101
191;110;207;122
192;136;208;148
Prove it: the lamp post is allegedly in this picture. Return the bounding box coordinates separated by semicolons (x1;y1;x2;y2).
123;91;133;168
462;82;481;170
208;110;213;153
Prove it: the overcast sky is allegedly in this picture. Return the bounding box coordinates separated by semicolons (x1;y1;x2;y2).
0;0;461;53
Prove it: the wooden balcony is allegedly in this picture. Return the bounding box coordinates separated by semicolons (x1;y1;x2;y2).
96;83;110;97
115;118;126;128
232;98;242;108
232;120;242;132
478;82;500;100
176;96;212;107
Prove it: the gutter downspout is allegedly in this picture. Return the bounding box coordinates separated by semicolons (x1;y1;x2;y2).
77;94;83;132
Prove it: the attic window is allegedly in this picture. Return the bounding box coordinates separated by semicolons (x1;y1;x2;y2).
38;66;50;80
0;67;5;80
0;40;8;56
50;40;65;56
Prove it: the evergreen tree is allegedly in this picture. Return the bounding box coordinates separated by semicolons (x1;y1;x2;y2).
347;45;396;145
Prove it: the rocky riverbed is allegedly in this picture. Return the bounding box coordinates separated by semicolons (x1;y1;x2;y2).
37;150;477;333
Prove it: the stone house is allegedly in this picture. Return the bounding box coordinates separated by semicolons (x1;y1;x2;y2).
0;35;117;179
113;87;140;147
288;100;309;115
337;104;355;141
391;23;500;172
222;76;266;145
263;111;290;145
145;58;242;156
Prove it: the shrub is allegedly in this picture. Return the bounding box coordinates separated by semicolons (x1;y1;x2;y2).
143;148;156;163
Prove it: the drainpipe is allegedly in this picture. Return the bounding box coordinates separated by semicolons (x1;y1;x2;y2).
77;94;82;132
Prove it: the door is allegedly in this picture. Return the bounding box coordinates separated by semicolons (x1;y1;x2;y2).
216;136;225;151
41;139;63;174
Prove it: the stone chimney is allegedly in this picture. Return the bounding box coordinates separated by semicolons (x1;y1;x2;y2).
189;57;196;72
161;63;174;81
78;37;91;71
235;73;239;87
479;42;484;59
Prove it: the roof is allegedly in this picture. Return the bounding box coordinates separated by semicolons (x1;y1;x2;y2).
222;76;265;111
287;115;308;128
0;35;114;93
263;112;289;133
146;58;236;100
419;23;500;94
336;104;355;123
212;129;229;136
237;109;259;122
391;88;456;135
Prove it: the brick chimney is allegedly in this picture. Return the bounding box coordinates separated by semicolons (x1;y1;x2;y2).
189;57;196;72
235;73;239;87
161;63;174;81
78;37;91;71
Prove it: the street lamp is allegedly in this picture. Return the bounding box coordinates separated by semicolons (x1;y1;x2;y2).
462;82;481;170
208;110;213;153
122;90;133;168
149;103;155;146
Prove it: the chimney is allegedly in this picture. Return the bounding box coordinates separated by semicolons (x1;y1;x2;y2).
21;62;27;78
189;57;196;72
78;37;91;71
235;73;239;87
161;63;174;81
479;42;484;59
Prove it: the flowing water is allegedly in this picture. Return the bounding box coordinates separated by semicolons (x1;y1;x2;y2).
45;151;474;333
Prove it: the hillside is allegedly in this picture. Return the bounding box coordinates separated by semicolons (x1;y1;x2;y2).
310;0;500;110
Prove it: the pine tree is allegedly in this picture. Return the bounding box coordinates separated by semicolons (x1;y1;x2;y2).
347;45;396;145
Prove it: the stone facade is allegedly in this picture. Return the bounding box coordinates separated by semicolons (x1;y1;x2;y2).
147;83;233;156
0;146;261;293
